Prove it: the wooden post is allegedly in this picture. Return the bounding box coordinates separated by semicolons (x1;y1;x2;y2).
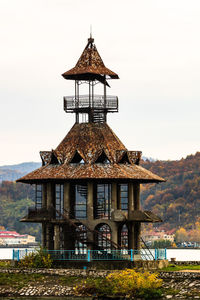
46;224;54;250
133;183;140;210
42;223;47;248
54;224;60;250
111;223;118;246
134;223;141;250
128;183;134;217
42;183;47;208
46;183;53;209
129;223;135;250
111;182;117;211
64;182;70;217
87;182;93;220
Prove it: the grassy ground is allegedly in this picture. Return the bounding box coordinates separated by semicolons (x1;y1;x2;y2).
0;298;91;300
0;272;85;290
0;261;11;268
161;264;200;272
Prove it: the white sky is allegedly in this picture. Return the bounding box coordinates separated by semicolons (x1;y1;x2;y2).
1;0;200;165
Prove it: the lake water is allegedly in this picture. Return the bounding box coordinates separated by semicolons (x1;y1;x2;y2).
0;247;199;261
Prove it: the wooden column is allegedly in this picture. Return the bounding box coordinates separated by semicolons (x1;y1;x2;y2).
128;182;134;217
54;224;60;250
42;223;47;248
42;183;47;208
46;183;53;209
46;183;54;250
134;223;141;250
46;224;54;250
63;224;74;250
64;182;70;217
129;223;135;250
133;183;141;250
63;183;72;249
111;182;117;211
111;223;118;246
133;183;140;210
87;182;93;220
87;182;93;249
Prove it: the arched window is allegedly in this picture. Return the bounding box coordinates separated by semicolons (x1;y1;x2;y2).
75;224;87;253
120;224;128;249
95;224;112;251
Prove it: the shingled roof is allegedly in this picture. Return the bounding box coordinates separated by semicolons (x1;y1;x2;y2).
62;37;119;82
17;123;165;183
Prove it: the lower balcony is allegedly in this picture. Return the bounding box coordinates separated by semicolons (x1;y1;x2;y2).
20;207;54;222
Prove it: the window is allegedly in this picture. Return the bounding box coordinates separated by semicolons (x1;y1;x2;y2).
35;184;42;209
55;184;64;219
94;184;111;219
118;184;128;212
71;184;87;219
70;151;85;164
95;224;112;250
95;150;110;164
75;224;87;253
79;113;88;123
120;224;128;249
118;152;130;164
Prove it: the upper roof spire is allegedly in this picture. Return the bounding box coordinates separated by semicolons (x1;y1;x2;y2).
62;36;119;124
62;36;119;81
90;24;93;39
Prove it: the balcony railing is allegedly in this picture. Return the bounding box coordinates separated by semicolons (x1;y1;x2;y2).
12;249;167;261
64;94;118;113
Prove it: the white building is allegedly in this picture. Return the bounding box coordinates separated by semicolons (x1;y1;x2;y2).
0;231;36;245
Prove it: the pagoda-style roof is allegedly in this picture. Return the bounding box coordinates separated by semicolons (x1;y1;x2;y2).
62;37;119;82
17;123;165;183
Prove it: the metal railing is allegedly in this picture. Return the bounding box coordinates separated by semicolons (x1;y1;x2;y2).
141;237;155;260
12;249;167;262
64;95;118;112
12;248;36;261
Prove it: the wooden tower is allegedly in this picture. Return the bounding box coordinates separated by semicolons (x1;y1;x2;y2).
17;36;164;253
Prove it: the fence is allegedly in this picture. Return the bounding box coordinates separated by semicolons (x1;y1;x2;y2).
63;95;118;112
13;248;167;262
12;248;36;261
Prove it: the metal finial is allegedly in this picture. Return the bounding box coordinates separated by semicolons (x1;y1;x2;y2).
88;25;94;45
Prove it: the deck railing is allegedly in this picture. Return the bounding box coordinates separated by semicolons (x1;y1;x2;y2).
64;95;118;112
12;249;167;262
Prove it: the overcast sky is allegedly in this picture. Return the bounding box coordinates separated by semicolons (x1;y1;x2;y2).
1;0;200;165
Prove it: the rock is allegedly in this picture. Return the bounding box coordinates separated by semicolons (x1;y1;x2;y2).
189;282;195;287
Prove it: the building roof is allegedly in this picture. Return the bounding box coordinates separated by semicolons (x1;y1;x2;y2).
62;37;119;82
17;123;165;183
0;231;19;236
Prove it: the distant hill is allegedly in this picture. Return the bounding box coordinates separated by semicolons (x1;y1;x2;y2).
0;158;155;182
140;152;200;231
0;153;199;236
0;162;41;182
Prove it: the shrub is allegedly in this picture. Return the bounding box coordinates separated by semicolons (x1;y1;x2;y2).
18;248;52;268
74;269;163;299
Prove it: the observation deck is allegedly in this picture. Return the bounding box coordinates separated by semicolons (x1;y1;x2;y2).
64;95;118;113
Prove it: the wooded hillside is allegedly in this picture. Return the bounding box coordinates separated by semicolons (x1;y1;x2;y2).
0;152;199;239
141;152;200;230
0;181;41;241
